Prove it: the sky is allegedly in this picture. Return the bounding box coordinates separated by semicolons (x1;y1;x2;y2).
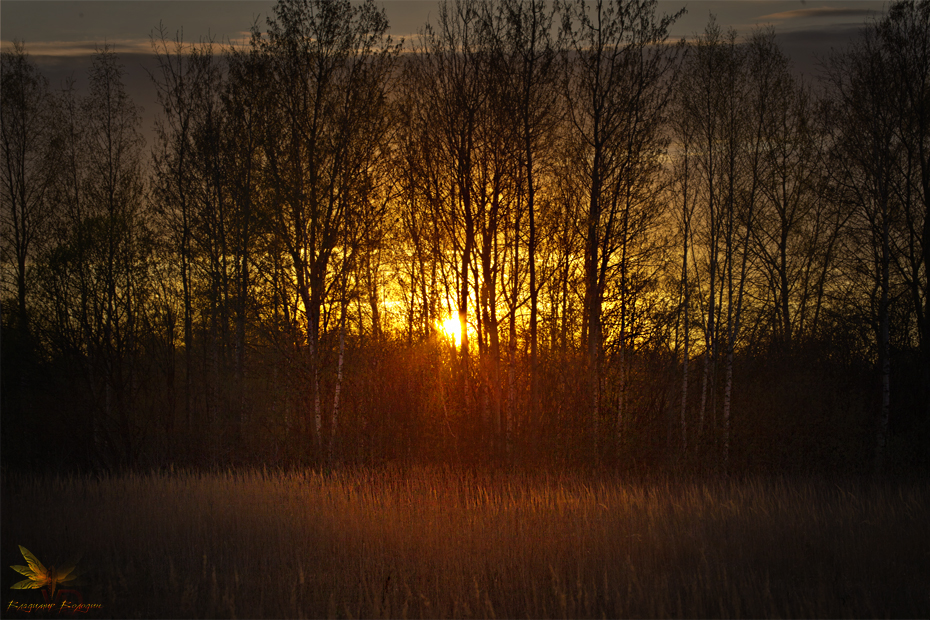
0;0;889;142
0;1;889;54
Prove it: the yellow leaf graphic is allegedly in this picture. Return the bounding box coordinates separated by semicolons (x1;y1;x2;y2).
9;546;80;600
10;564;38;579
17;546;46;579
11;578;44;590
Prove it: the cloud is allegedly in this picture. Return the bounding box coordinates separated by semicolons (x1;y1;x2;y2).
761;7;878;21
1;38;154;57
2;35;252;58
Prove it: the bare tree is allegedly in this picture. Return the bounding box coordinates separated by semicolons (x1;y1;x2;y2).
38;46;150;465
498;0;560;441
669;102;696;453
221;41;268;440
1;42;57;335
258;0;400;456
879;1;930;426
677;21;773;472
560;0;683;455
150;26;219;435
826;0;929;475
407;0;491;426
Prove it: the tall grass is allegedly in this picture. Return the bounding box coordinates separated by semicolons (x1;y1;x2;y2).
2;467;927;618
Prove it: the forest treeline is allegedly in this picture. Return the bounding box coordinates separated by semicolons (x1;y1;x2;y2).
2;0;928;475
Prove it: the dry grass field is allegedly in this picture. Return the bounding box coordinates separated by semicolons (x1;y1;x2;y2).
1;467;928;618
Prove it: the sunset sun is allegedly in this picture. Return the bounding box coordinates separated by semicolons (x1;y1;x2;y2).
439;315;462;348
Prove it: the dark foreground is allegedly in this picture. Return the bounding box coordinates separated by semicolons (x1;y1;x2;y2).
1;468;928;618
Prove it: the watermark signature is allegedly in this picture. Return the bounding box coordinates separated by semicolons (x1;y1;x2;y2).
7;546;102;616
6;600;102;615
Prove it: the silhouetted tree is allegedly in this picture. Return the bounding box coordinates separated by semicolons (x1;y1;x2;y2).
1;42;56;335
151;27;219;440
257;0;400;457
826;0;929;475
560;0;683;455
406;0;490;433
39;46;150;466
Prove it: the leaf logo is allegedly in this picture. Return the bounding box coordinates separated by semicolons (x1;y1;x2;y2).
10;546;81;601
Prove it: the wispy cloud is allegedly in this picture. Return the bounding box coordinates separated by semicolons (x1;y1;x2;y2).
761;7;877;21
1;38;153;56
2;35;252;57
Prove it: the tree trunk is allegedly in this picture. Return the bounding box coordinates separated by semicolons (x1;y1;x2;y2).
875;202;891;477
330;287;348;465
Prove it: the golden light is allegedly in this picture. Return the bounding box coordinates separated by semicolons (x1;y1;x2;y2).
439;314;462;348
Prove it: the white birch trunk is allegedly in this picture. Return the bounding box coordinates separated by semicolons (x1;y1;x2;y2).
330;294;347;464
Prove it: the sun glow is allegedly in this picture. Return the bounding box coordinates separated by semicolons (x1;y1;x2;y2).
439;314;462;348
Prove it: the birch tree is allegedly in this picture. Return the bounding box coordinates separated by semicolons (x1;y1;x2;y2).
826;0;929;475
879;0;930;429
678;22;767;471
499;0;560;437
560;0;683;455
258;0;399;456
1;42;57;336
151;27;218;433
407;0;490;424
39;46;150;465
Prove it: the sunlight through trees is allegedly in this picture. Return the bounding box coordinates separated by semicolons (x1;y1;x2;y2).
2;0;928;476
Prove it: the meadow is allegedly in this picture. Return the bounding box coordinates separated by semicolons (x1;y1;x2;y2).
1;467;928;618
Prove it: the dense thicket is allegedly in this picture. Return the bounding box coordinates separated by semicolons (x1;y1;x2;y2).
2;0;928;476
